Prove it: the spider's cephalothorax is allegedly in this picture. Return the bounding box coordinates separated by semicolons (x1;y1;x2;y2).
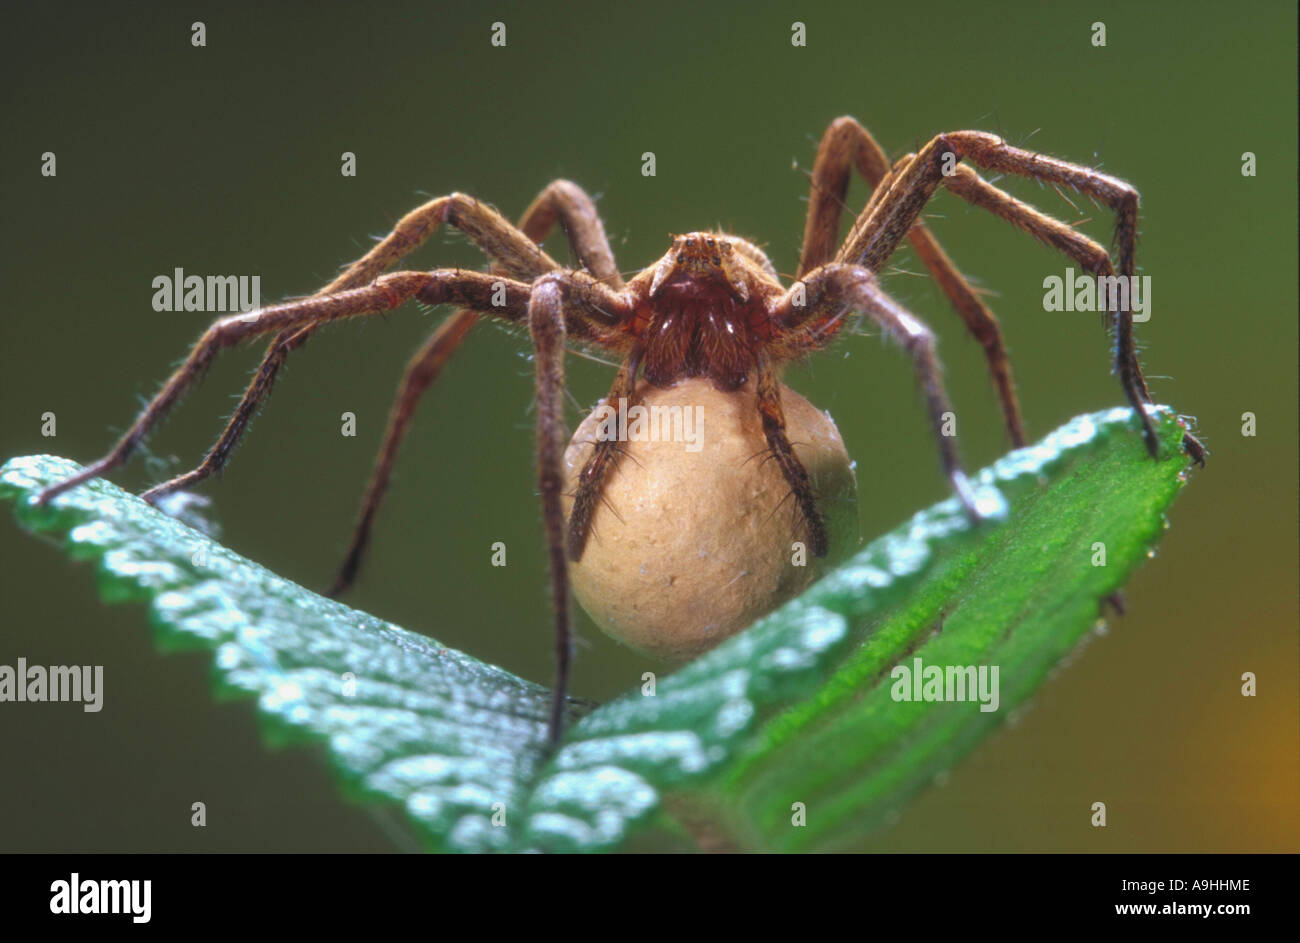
36;118;1204;746
637;233;779;391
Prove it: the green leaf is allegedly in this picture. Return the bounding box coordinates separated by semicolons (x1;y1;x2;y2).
2;405;1197;852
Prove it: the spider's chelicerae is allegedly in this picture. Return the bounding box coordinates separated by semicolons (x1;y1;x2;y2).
38;117;1204;744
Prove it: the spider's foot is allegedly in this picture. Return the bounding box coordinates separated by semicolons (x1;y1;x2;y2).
1181;431;1207;468
326;551;363;599
1139;417;1161;460
1100;590;1127;617
546;693;569;748
951;470;982;524
149;489;221;537
33;461;110;506
951;469;1009;525
1135;406;1205;467
140;472;198;506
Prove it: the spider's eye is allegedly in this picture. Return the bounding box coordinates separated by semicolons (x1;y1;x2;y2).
712;256;721;266
706;238;715;248
677;254;686;263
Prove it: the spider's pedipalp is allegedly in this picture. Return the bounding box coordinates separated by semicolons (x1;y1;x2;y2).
755;352;829;555
566;350;643;562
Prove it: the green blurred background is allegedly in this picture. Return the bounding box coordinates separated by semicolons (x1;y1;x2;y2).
1;0;1295;852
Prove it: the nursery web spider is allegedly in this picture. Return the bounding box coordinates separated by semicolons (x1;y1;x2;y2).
37;117;1204;746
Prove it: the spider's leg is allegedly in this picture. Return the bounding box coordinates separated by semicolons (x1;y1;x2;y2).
528;276;576;746
524;271;632;744
772;263;980;520
136;320;313;504
799;117;1023;446
566;349;643;561
837;132;1162;458
327;309;478;597
329;180;624;596
799;116;897;274
728;236;779;279
754;353;829;557
517;180;624;288
35;272;531;505
880;152;1118;443
136;193;563;505
921;161;1204;464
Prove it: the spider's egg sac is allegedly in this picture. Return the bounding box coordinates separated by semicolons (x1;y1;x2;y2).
563;377;860;663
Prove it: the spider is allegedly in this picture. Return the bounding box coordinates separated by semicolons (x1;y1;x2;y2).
36;117;1204;746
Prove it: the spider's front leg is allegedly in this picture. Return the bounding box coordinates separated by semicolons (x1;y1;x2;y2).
34;271;531;506
835;131;1192;461
529;278;575;745
524;271;633;744
800;117;1024;447
328;180;625;597
772;263;983;521
135;192;566;506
